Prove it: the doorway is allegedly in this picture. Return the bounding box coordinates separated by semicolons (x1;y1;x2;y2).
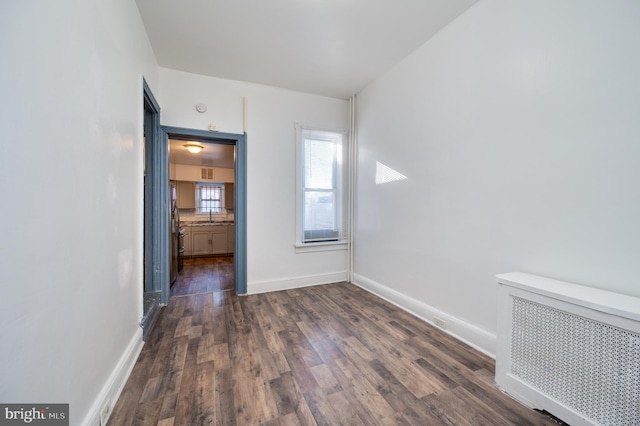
163;126;247;295
141;79;163;340
169;139;235;294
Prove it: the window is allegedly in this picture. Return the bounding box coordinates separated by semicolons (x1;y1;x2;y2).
196;183;224;213
296;125;348;247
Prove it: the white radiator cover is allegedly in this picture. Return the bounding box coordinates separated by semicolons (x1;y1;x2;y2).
496;273;640;426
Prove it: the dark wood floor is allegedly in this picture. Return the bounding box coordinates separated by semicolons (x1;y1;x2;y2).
109;258;558;425
171;256;235;297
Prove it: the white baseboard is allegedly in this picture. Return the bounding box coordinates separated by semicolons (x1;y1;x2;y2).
352;273;496;358
249;271;348;295
82;329;144;426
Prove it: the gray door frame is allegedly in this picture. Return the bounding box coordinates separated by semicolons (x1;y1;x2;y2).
142;78;164;339
162;126;248;295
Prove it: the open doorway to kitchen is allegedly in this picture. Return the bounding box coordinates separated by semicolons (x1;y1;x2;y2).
163;126;247;295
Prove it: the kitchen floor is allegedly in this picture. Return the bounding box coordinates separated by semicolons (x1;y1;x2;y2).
171;256;234;297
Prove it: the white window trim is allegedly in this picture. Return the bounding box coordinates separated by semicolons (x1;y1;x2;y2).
195;182;225;214
294;240;348;253
295;123;348;253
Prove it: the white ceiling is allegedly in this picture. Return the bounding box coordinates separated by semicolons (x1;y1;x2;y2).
135;0;478;99
169;139;236;168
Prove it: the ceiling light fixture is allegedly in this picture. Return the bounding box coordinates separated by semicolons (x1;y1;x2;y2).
184;143;204;153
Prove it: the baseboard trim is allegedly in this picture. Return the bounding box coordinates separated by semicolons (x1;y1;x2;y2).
352;273;496;358
249;271;348;295
82;328;144;426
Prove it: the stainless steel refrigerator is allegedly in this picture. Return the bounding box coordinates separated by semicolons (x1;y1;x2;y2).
170;181;178;284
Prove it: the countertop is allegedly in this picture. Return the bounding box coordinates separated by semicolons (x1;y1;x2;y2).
181;221;234;227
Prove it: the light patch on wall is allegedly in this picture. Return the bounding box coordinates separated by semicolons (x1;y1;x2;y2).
118;248;133;289
375;161;408;185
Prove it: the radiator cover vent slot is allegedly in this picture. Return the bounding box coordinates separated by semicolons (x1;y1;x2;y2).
511;297;640;426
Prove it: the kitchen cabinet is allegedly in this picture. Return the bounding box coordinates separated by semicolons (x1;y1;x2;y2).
225;183;234;210
177;181;195;209
216;167;234;183
227;225;235;254
175;165;202;181
181;223;234;257
191;225;228;255
175;164;234;183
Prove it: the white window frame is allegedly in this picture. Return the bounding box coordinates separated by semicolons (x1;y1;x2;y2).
295;124;348;253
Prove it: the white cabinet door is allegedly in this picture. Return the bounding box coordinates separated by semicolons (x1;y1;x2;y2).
216;167;234;183
175;164;202;181
192;231;212;255
177;181;195;209
210;228;227;254
190;226;228;255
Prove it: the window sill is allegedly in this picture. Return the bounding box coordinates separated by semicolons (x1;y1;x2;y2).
294;240;348;253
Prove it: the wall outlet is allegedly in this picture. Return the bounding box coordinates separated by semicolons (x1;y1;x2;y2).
99;399;111;426
433;317;447;329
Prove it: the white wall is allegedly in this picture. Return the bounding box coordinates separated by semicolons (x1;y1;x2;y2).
158;68;350;293
354;0;640;355
0;0;158;423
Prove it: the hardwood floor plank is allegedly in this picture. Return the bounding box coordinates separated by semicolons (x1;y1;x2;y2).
139;376;162;403
348;376;397;423
157;418;174;426
280;347;320;393
194;360;216;425
213;367;235;426
303;388;351;426
339;335;376;362
326;390;367;426
150;336;187;378
108;350;156;426
370;359;444;424
292;393;318;426
173;363;196;426
278;412;303;426
279;327;324;368
333;355;365;385
240;299;286;381
212;292;229;345
386;357;449;398
173;316;192;338
295;320;346;363
269;371;302;417
271;350;291;375
196;333;216;364
131;398;162;426
232;367;279;425
308;363;342;396
158;390;179;423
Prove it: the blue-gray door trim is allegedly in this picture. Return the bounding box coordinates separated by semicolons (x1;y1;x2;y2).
142;78;166;339
162;126;248;295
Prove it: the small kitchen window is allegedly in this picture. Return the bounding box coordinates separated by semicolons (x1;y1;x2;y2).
196;183;224;214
